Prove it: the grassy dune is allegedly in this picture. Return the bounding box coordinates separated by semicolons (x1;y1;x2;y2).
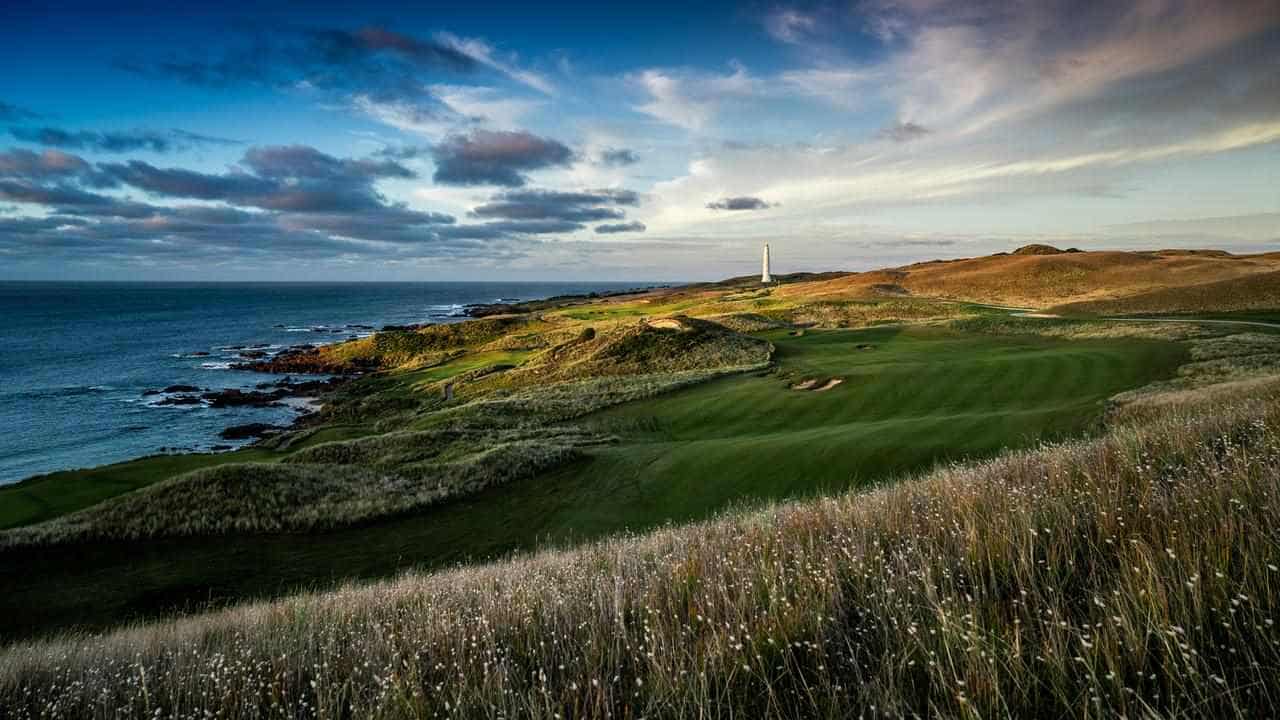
3;379;1277;718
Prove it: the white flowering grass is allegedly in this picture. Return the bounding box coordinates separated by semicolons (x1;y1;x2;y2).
3;384;1280;718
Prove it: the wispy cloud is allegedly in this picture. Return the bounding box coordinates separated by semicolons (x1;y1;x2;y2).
763;9;817;44
437;32;555;95
9;126;239;153
632;65;759;131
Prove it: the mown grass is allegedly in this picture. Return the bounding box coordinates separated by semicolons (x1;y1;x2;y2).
3;378;1278;718
542;325;1184;529
0;325;1183;640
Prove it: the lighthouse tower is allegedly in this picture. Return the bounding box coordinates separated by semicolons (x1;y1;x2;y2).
761;243;773;284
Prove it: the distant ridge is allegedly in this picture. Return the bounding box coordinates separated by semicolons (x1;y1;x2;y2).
773;246;1280;312
1011;243;1074;255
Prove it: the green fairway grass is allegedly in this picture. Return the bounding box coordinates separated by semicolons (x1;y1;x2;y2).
0;326;1185;640
545;325;1185;531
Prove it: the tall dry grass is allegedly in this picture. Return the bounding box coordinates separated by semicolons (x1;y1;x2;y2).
2;382;1279;718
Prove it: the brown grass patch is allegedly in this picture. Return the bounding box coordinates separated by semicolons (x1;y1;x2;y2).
774;249;1280;310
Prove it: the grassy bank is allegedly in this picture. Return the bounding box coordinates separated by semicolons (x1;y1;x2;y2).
0;448;280;531
3;378;1277;718
0;325;1183;640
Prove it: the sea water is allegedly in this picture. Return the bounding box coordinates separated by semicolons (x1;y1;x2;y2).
0;281;646;484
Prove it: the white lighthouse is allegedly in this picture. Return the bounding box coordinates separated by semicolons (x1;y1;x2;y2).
761;243;773;284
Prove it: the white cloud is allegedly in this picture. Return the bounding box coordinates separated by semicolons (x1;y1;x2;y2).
430;85;542;129
352;84;542;140
438;32;556;95
351;95;456;138
631;65;760;132
779;68;878;110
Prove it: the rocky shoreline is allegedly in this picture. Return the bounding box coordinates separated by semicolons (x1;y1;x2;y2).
140;289;664;453
139;375;348;445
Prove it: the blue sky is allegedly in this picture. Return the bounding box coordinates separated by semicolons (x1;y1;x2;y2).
1;0;1277;280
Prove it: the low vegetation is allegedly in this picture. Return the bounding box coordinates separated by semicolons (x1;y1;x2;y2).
762;298;976;327
3;376;1278;718
2;433;586;545
1053;269;1280;316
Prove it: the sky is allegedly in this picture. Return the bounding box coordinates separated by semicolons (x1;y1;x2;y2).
0;0;1277;281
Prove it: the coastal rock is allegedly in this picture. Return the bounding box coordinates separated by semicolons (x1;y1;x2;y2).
162;384;201;393
465;303;524;318
200;388;286;408
154;395;203;406
218;423;286;440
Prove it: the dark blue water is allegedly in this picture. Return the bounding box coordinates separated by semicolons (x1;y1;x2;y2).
0;282;648;484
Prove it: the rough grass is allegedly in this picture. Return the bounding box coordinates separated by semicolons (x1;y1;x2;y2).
1052;270;1280;316
325;316;535;369
0;448;280;531
704;312;792;332
763;299;976;328
1108;332;1280;405
504;316;774;384
3;381;1279;718
0;437;582;546
949;314;1217;341
424;365;771;430
764;249;1280;311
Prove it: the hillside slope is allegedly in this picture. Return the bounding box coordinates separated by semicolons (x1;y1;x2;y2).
3;378;1277;719
1052;269;1280;315
773;247;1280;310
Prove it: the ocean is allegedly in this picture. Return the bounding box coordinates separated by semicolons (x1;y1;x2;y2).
0;281;649;484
